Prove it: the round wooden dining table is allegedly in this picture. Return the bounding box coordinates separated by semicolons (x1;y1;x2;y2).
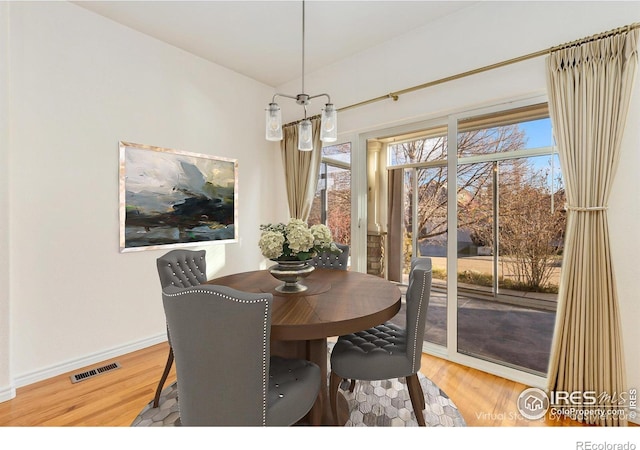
206;268;402;425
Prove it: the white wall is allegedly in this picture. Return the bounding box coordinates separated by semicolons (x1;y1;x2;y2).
278;0;640;410
0;2;12;400
1;1;287;397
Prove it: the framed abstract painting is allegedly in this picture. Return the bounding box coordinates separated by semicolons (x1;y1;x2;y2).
119;141;238;252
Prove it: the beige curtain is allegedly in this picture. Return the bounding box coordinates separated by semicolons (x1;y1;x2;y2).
546;29;638;426
387;168;404;282
280;118;322;221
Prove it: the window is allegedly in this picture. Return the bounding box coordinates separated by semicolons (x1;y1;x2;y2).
308;143;351;246
457;103;563;375
388;126;447;165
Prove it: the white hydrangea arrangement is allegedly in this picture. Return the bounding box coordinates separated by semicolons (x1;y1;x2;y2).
259;218;341;261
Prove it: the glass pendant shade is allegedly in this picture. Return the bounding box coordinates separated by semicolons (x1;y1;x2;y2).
320;103;337;142
265;103;283;141
298;119;313;151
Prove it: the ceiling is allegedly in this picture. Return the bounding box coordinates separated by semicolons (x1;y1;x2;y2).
74;1;477;87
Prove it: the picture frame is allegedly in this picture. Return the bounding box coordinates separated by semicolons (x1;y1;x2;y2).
119;141;238;252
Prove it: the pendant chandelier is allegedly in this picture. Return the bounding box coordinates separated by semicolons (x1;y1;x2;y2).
265;0;337;151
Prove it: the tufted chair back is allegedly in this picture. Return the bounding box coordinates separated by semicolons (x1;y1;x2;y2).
162;284;320;426
310;243;349;270
403;257;433;373
156;249;207;289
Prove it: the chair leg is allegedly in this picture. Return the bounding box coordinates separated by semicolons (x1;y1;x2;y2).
342;378;356;392
329;371;342;425
406;373;426;426
153;347;174;408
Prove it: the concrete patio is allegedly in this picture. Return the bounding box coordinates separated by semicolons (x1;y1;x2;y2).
391;286;556;375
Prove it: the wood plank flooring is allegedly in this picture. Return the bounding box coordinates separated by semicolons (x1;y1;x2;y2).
419;353;579;427
0;342;587;426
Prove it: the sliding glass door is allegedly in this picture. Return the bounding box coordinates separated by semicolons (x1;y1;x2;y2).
386;128;448;347
454;106;564;375
455;155;564;374
380;100;565;378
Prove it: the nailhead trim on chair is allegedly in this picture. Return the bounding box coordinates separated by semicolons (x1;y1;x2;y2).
163;288;271;425
311;244;349;270
411;269;430;373
312;255;346;269
261;305;269;425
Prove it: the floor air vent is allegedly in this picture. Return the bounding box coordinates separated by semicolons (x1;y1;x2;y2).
70;362;121;383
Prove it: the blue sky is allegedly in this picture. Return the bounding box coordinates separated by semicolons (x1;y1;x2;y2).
521;118;554;148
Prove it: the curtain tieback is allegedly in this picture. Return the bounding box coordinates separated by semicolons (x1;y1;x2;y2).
565;204;608;212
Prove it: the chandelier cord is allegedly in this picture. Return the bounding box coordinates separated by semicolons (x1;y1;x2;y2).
301;0;305;95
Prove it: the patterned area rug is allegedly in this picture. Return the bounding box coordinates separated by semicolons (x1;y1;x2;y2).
131;371;465;427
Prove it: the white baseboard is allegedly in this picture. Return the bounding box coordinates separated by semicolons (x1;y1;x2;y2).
11;333;167;390
0;383;16;403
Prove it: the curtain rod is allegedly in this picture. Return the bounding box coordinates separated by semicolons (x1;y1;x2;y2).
283;21;639;127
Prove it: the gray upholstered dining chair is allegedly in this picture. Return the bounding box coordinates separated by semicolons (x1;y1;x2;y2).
153;249;207;408
328;257;432;426
162;284;321;426
310;243;349;270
